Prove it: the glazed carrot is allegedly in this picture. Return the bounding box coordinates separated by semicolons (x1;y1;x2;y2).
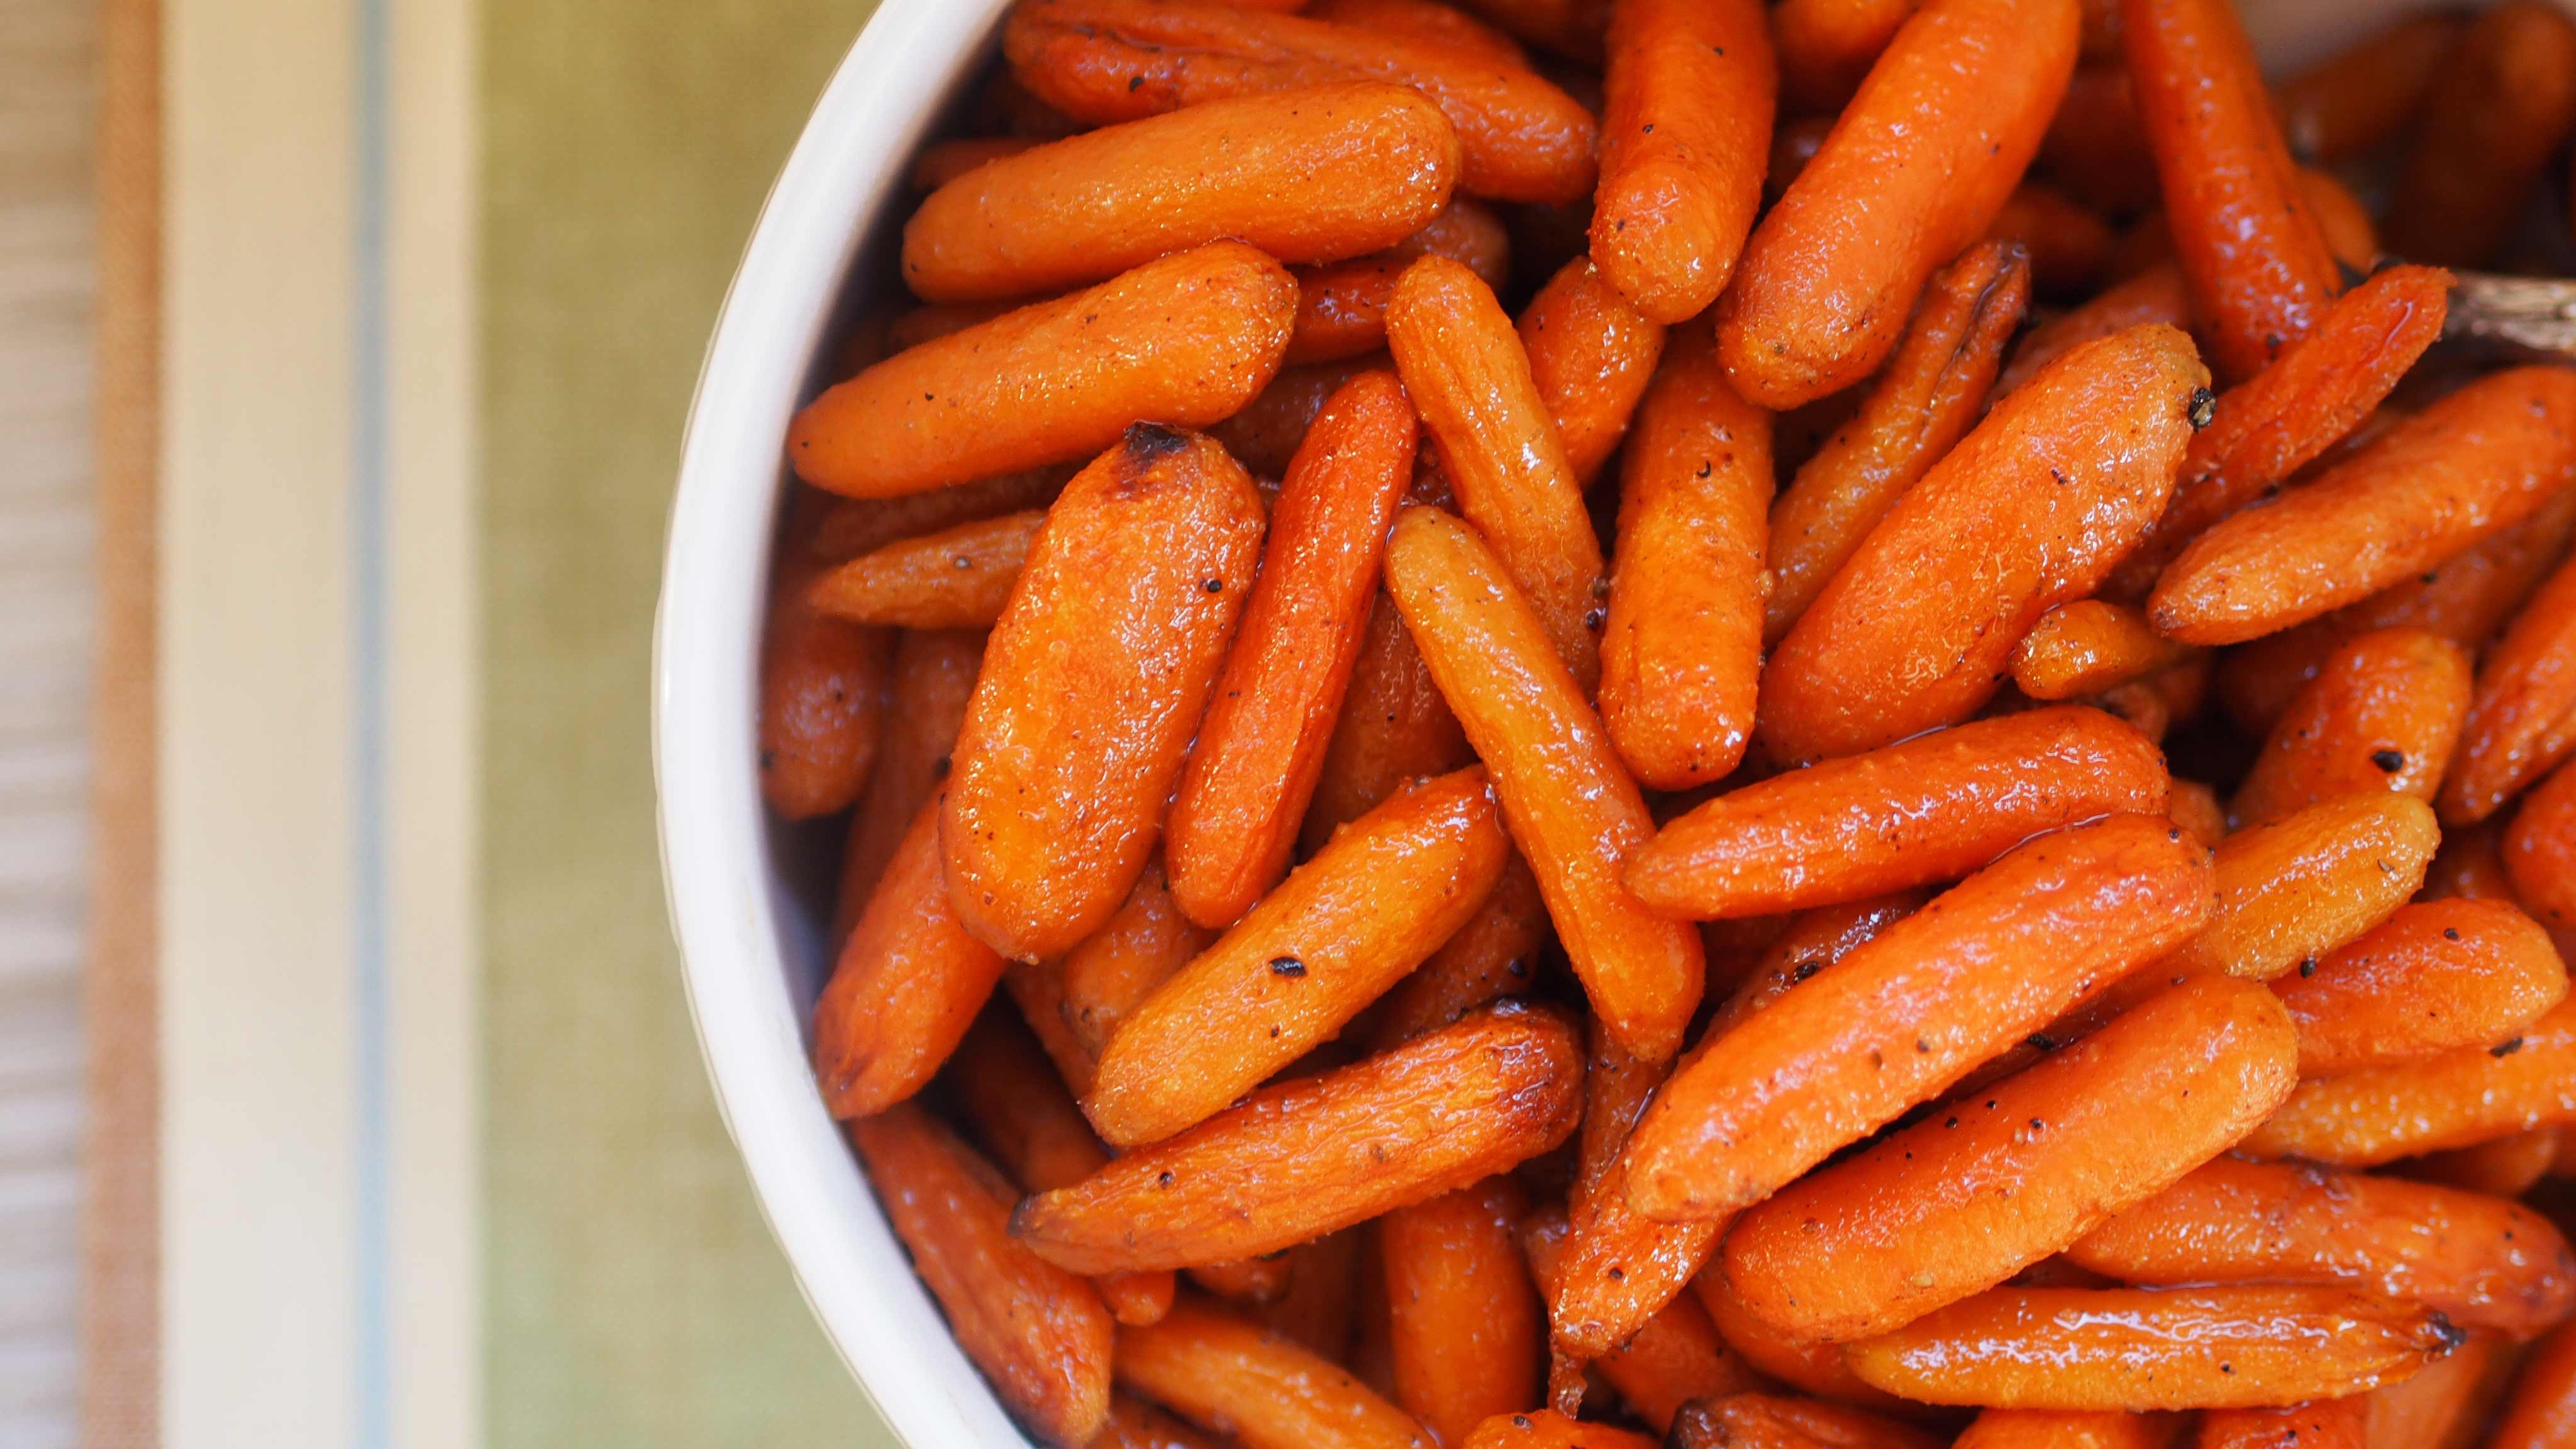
2298;169;2377;277
1724;975;2296;1343
2166;782;2225;850
1628;706;2167;920
1018;1003;1582;1273
1460;1409;1653;1449
1214;354;1389;479
2277;14;2465;163
1387;257;1606;687
1310;0;1534;69
1588;0;1773;324
1717;0;2074;409
909;136;1043;193
1597;321;1770;791
790;243;1295;499
1058;858;1214;1059
1624;814;2212;1221
1763;115;1833;204
848;1104;1114;1446
1763;240;2029;643
2401;1128;2562;1197
1166;372;1416;929
1007;957;1101;1095
1115;1299;1432;1449
1088;768;1510;1146
1758;325;2204;764
2446;550;2576;825
1368;852;1548;1048
1846;1285;2463;1410
2067;1157;2576;1338
1707;891;1929;1037
1665;1392;1947;1449
1452;0;1609;59
2240;997;2576;1165
2196;1401;2366;1449
758;557;887;819
1770;0;1916;111
809;465;1072;563
2038;65;2161;216
1957;1409;2177;1449
2150;368;2576;647
834;629;985;938
1187;1255;1297;1307
2509;759;2576;933
1258;1230;1367;1362
2271;898;2568;1077
1693;1268;1919;1414
1995;263;2190;399
2361;1330;2510;1449
2387;3;2576;269
2107;264;2451;602
904;83;1459;303
1003;0;1599;204
807;508;1040;631
2218;494;2576;738
1986;182;2113;297
1516;258;1665;490
1301;589;1475;852
1519;1215;1758;1431
1380;1177;1545;1443
2122;0;2341;383
942;426;1264;961
1291;203;1513;366
2492;1318;2576;1449
2161;794;2438;983
2230;630;2471;830
2012;602;2197;701
949;1012;1179;1326
888;299;1028;352
1096;1392;1232;1449
1383;509;1704;1061
814;797;1008;1118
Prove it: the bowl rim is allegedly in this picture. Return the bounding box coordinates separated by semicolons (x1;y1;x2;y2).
652;1;1032;1444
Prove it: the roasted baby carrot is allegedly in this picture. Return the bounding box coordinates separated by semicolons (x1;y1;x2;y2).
1460;1409;1653;1449
1291;202;1513;365
2167;781;2225;849
1187;1255;1297;1308
1257;1231;1367;1362
1003;0;1600;204
908;136;1043;194
2196;1401;2365;1449
2492;1318;2576;1449
1387;256;1606;687
2387;2;2576;269
2509;758;2576;933
758;555;887;819
1095;1392;1231;1449
2121;0;2341;383
1007;957;1101;1095
1597;319;1770;791
835;628;985;939
2277;13;2465;162
1770;0;1918;110
1706;891;1929;1036
1665;1392;1948;1449
2107;264;2451;602
1310;0;1535;69
942;426;1264;962
814;796;1008;1118
2037;65;2160;215
902;82;1460;303
2270;898;2568;1078
2229;629;2471;830
1763;240;2029;643
1955;1409;2177;1449
2012;602;2196;701
807;508;1040;631
1516;258;1665;490
1165;371;1416;929
1214;354;1390;479
1994;263;2190;399
2240;997;2576;1165
2160;793;2439;982
2401;1129;2562;1199
1368;852;1548;1048
791;243;1295;499
1383;508;1705;1061
1624;814;2212;1221
1845;1285;2463;1411
1694;1267;1920;1414
1758;325;2204;764
848;1104;1114;1446
2358;1328;2510;1449
1087;768;1510;1146
2297;169;2377;277
809;465;1071;562
1301;589;1475;852
1380;1176;1545;1444
1448;0;1609;58
1724;975;2296;1343
1627;706;2168;920
1588;0;1773;324
1058;858;1213;1059
2445;550;2576;825
1519;1214;1758;1431
2149;367;2576;647
2065;1156;2576;1338
1986;182;2113;298
1717;0;2075;409
1017;1003;1582;1273
1115;1299;1433;1449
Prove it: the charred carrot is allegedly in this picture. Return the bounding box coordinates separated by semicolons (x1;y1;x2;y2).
1707;891;1929;1037
1384;508;1705;1061
1994;263;2190;399
1088;768;1510;1146
2166;781;2225;850
903;82;1460;303
1290;203;1513;366
1665;1392;1948;1449
1624;814;2212;1221
1589;0;1773;324
1115;1299;1433;1449
1368;852;1549;1048
2509;759;2576;933
808;508;1041;631
2161;793;2438;983
2271;897;2567;1078
1301;588;1475;852
2012;602;2197;701
2492;1318;2576;1449
2445;549;2576;825
1597;319;1770;791
1166;371;1416;930
1763;240;2029;643
1017;1003;1582;1273
1985;182;2113;298
849;1104;1114;1446
1003;0;1599;204
2387;3;2576;269
2240;997;2576;1165
790;243;1295;499
1628;706;2167;920
1758;325;2204;764
758;555;887;819
1716;0;2077;409
1845;1285;2464;1410
2277;14;2465;162
943;426;1264;962
2149;367;2576;647
1516;258;1665;491
2065;1156;2576;1338
1460;1409;1653;1449
1381;1177;1545;1443
2229;629;2471;830
834;629;985;939
1955;1409;2177;1449
1058;858;1214;1060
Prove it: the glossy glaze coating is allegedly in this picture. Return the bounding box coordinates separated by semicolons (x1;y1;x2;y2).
1059;858;1214;1061
1544;1018;1721;1361
2231;628;2470;829
1114;1299;1431;1449
2240;997;2576;1165
2012;601;2194;701
2271;897;2568;1077
1369;852;1549;1048
1291;202;1513;365
2162;793;2437;983
1955;1407;2177;1449
1589;0;1773;324
1516;257;1664;489
1301;587;1475;854
1380;1176;1543;1444
808;506;1041;631
1996;264;2190;399
2446;547;2576;825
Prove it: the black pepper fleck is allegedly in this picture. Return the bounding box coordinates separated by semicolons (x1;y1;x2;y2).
1269;956;1307;977
2371;749;2406;773
2187;387;2217;429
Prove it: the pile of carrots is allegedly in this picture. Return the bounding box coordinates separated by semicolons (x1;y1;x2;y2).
753;0;2576;1443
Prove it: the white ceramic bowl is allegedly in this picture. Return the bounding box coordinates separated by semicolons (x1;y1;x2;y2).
653;0;2461;1442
